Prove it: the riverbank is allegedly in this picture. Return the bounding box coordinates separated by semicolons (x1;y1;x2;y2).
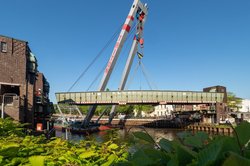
186;124;233;134
93;118;234;134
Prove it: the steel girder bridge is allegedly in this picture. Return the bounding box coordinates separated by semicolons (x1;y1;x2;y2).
56;90;225;105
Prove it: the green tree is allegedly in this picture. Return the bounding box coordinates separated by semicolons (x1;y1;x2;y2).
116;105;134;115
134;105;154;117
227;92;242;112
78;105;89;114
79;105;111;116
53;104;59;114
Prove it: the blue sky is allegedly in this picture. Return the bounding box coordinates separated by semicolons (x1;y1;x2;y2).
1;0;250;102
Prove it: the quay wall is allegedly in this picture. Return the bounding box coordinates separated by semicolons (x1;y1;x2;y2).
93;118;233;134
186;124;233;133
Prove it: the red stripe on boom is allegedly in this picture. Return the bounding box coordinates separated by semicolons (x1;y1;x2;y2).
123;24;131;32
127;15;134;21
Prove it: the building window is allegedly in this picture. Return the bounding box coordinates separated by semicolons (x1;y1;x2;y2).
1;42;7;53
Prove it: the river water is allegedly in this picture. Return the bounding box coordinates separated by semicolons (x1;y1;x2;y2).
55;127;184;143
55;126;233;144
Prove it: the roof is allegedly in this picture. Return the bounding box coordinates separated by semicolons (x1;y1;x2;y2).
0;34;28;43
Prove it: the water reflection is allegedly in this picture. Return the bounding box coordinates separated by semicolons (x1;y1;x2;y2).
56;127;183;143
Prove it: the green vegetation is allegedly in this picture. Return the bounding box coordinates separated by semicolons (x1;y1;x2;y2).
121;122;250;166
78;105;111;115
116;105;134;115
0;118;128;166
227;92;243;112
2;118;250;165
79;104;154;117
55;103;154;117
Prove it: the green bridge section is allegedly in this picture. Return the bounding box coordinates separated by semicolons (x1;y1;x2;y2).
55;90;225;105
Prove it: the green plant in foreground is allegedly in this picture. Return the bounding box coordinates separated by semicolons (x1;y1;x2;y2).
0;118;27;137
2;118;250;166
120;122;250;166
0;119;128;166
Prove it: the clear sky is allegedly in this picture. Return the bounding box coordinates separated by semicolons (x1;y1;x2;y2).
1;0;250;102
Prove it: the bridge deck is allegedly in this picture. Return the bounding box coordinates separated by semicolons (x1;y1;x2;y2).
55;90;225;105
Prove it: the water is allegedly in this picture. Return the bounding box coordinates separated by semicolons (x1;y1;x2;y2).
55;127;182;143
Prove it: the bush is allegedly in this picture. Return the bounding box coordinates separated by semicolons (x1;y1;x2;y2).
120;122;250;166
0;119;128;166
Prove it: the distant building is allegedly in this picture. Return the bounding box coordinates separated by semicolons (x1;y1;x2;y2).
140;105;173;118
239;99;250;112
0;35;53;130
230;99;250;123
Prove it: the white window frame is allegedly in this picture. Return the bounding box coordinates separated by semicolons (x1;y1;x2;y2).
1;42;7;53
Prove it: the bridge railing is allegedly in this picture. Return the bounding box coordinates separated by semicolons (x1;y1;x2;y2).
55;90;225;105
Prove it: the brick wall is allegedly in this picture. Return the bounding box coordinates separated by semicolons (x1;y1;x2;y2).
36;73;44;93
4;96;21;121
1;35;51;130
0;35;35;126
0;36;27;85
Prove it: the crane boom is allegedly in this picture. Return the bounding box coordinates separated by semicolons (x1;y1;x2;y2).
108;5;148;124
82;0;148;127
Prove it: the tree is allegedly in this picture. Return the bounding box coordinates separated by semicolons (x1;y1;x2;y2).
116;105;134;115
78;105;111;116
78;105;89;114
227;92;242;112
134;105;154;117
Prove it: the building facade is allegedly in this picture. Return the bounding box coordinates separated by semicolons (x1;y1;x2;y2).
239;99;250;112
0;35;52;130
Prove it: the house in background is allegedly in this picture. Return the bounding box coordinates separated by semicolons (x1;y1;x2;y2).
239;99;250;112
138;105;173;118
0;35;53;131
232;99;250;123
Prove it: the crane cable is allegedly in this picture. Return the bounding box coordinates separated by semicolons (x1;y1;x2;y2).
140;61;152;90
140;61;158;90
125;61;141;90
67;24;123;92
86;22;137;91
125;58;158;90
86;63;106;91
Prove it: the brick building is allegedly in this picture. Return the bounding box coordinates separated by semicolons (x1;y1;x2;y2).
0;35;52;130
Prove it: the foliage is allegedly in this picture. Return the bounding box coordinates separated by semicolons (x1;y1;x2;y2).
0;118;27;137
2;118;250;166
0;118;128;166
79;105;111;116
134;105;154;113
227;92;242;111
78;105;89;114
116;105;134;115
78;104;154;117
119;122;250;166
53;104;60;114
133;105;154;117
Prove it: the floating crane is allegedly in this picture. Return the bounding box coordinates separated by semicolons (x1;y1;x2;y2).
82;0;148;127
